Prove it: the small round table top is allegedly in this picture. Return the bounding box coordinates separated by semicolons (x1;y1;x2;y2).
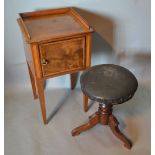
80;64;138;105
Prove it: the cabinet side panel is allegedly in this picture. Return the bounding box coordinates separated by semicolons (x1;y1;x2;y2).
23;41;35;75
31;44;43;79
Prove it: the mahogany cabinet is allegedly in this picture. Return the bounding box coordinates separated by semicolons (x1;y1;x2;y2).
17;7;94;124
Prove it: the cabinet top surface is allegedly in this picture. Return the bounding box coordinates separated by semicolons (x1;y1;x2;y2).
18;7;93;43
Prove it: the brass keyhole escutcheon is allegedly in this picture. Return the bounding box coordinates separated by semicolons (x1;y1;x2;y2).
41;58;48;65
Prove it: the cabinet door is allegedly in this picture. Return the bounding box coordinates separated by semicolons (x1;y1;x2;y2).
39;37;85;77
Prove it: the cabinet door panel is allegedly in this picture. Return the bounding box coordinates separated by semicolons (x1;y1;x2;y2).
39;37;85;77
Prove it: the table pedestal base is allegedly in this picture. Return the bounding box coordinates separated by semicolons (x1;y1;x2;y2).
72;104;132;149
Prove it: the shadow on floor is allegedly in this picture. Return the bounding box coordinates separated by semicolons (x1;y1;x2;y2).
46;89;71;124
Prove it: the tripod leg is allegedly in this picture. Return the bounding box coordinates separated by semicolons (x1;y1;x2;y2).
109;115;132;149
89;112;98;119
72;113;99;136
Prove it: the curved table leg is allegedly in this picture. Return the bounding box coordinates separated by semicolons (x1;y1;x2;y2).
89;112;98;119
109;115;132;149
72;113;99;136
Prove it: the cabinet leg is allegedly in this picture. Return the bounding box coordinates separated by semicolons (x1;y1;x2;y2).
44;80;47;89
36;79;47;124
70;72;78;90
27;62;38;99
84;95;88;112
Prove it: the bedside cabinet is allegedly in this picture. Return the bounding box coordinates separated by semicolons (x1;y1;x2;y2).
17;7;94;124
